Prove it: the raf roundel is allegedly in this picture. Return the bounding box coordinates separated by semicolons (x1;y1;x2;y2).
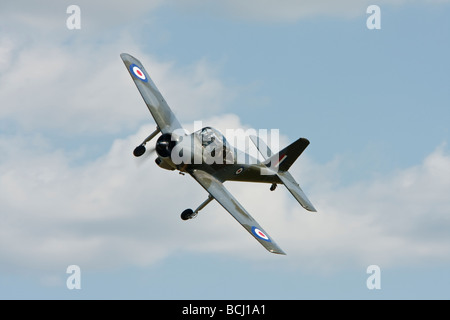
251;226;271;242
130;64;148;82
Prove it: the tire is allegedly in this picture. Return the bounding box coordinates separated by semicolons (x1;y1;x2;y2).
181;209;194;220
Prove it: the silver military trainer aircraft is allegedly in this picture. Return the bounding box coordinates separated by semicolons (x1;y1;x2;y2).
121;53;317;255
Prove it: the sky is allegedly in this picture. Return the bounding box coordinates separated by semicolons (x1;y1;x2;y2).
0;0;449;300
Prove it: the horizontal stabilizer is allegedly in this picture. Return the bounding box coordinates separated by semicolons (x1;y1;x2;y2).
277;171;316;212
250;135;272;160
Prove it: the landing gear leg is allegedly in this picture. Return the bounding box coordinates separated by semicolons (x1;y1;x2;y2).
181;195;214;220
133;127;160;157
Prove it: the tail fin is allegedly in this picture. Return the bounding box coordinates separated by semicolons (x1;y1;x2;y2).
262;137;310;172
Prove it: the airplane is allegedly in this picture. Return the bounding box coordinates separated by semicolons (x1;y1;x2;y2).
120;53;317;255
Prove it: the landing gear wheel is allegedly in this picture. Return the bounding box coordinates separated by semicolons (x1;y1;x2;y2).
270;183;277;191
133;145;146;157
181;209;194;221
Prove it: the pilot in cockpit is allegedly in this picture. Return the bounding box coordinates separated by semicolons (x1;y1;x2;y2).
197;127;234;164
201;127;216;147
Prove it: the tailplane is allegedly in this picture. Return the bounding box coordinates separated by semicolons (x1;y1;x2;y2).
250;135;316;212
276;171;316;212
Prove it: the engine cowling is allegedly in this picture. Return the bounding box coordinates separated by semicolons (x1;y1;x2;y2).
155;156;176;171
155;133;177;158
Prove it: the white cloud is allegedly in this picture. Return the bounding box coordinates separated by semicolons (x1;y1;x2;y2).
1;0;450;282
0;1;233;136
0;1;164;37
0;35;231;135
286;144;450;270
1;114;449;277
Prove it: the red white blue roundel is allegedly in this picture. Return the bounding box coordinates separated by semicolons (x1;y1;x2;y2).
235;167;244;175
252;226;271;242
129;64;148;82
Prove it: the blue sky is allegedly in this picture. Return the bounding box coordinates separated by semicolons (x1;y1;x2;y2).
0;1;449;299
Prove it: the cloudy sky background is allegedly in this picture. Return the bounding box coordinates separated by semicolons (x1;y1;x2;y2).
1;1;449;299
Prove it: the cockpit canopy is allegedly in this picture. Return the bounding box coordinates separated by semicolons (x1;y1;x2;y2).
194;127;234;164
196;127;224;147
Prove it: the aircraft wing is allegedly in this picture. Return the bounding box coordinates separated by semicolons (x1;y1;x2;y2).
190;169;286;255
120;53;183;135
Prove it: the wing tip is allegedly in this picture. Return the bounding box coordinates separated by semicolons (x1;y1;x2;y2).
120;52;130;60
269;247;287;255
120;53;141;65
